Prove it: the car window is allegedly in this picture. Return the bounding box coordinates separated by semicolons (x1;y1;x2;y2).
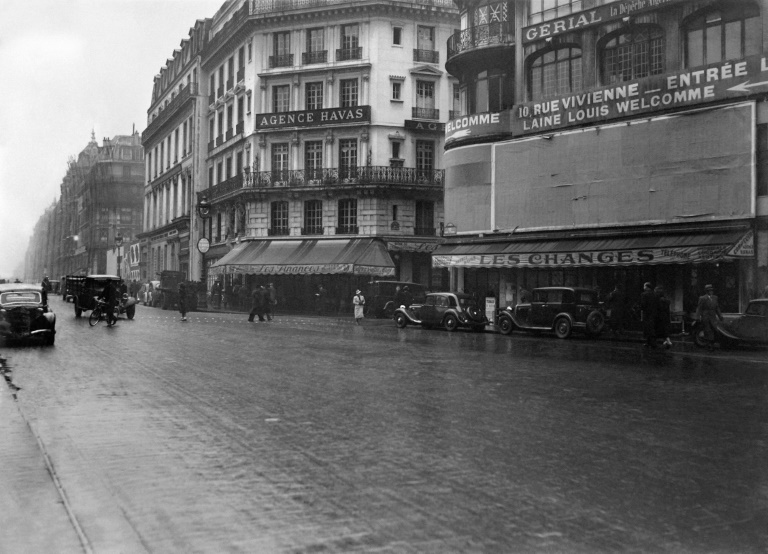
0;291;41;304
547;290;564;303
577;292;595;304
448;296;458;307
745;303;767;317
425;296;436;306
436;296;449;308
532;291;546;303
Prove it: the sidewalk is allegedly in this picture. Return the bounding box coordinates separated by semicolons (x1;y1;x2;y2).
0;357;85;553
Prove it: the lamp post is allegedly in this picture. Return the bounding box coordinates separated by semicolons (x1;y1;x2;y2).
196;195;212;288
115;231;124;278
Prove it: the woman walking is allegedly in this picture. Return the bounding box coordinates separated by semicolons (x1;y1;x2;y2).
353;289;365;325
178;281;188;322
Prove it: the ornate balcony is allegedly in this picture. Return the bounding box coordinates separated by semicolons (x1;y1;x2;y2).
336;47;362;61
269;54;294;68
412;107;439;120
413;49;439;64
203;166;444;202
302;50;328;65
249;0;455;13
446;21;515;70
142;83;199;144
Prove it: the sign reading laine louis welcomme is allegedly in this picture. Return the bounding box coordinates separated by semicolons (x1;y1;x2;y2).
512;53;768;135
256;106;371;129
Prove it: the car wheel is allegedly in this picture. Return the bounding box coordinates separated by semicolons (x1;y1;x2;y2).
394;313;408;328
498;316;514;335
585;310;605;337
554;317;572;339
46;333;55;346
127;305;136;320
444;314;459;332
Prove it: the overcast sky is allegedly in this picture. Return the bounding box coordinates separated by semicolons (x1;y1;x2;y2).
0;0;226;279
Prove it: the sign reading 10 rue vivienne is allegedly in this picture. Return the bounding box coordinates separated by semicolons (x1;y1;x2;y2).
512;54;768;135
256;106;371;129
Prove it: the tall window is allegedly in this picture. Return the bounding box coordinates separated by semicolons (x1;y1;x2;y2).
338;199;358;232
530;47;582;99
304;200;323;234
528;0;581;24
305;141;323;179
306;82;323;110
416;140;434;179
341;24;359;50
274;31;290;56
272;143;289;179
466;69;514;112
415;201;435;235
417;25;435;50
416;81;435;109
340;79;359;107
339;139;358;179
273;85;290;112
685;4;761;68
602;27;664;84
270;201;289;235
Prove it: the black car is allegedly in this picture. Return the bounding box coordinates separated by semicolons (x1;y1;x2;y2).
364;280;428;318
0;283;56;345
693;298;768;349
497;287;605;339
394;292;488;332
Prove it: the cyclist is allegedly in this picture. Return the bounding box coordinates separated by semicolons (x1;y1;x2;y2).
98;281;119;326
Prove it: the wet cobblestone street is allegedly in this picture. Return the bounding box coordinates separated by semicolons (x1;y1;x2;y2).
2;297;768;553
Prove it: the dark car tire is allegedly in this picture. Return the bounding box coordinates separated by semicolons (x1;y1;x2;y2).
465;305;484;322
394;313;408;328
46;333;55;346
585;310;605;337
498;316;514;335
127;305;136;320
444;314;459;332
554;317;572;339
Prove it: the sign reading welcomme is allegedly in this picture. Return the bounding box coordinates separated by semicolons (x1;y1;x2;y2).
256;106;371;129
512;54;768;135
522;0;686;44
445;111;510;144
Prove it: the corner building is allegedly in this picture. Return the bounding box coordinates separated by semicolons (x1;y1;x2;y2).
439;0;768;317
199;0;458;312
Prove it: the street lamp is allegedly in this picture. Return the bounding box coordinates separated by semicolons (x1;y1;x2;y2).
196;196;212;288
115;231;124;278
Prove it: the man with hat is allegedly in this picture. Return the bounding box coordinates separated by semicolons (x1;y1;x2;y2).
639;282;657;347
694;284;724;351
353;289;365;325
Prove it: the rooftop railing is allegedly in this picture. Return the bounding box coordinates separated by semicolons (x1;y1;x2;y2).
447;21;515;60
248;0;455;14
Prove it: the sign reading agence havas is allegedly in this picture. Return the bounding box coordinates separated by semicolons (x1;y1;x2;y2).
522;0;686;44
256;106;371;129
512;54;768;135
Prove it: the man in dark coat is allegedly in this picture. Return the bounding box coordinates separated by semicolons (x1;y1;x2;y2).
41;276;51;305
248;286;266;322
654;285;672;348
694;284;724;351
606;285;626;335
99;281;118;326
640;282;657;347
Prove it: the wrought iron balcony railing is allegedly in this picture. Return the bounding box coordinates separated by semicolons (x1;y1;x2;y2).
302;226;324;235
336;47;362;61
412;107;439;120
447;21;515;60
142;83;199;143
203;166;444;202
413;49;439;63
302;50;328;64
269;54;294;68
249;0;455;13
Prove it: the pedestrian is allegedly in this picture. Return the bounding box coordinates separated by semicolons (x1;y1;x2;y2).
606;285;626;335
640;282;657;348
315;285;326;315
178;281;188;321
654;285;672;348
266;283;277;321
41;275;51;305
99;281;118;326
248;285;266;322
353;289;365;324
519;287;531;304
694;284;724;351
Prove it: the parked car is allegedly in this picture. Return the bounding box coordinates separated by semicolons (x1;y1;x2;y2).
365;280;428;318
394;292;488;332
0;283;56;345
66;274;137;320
693;298;768;349
497;287;605;339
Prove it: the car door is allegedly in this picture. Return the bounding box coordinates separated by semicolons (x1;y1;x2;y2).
528;290;549;326
730;302;768;342
419;295;438;324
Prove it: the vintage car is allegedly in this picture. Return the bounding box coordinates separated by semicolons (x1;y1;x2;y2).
394;292;488;332
693;298;768;349
497;287;605;339
0;283;56;345
67;274;137;319
364;280;428;318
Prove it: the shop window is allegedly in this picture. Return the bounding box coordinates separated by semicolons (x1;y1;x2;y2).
601;26;664;84
684;3;761;68
528;0;581;25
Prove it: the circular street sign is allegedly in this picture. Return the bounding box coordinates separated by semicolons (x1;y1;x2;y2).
197;237;210;254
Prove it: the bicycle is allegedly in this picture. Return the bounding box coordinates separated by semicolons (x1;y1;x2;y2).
89;298;118;327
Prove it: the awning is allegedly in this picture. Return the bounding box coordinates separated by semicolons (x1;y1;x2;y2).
433;229;754;269
210;238;396;277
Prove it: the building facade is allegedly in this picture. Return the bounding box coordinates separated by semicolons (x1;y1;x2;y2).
140;19;211;283
438;0;768;317
194;0;458;311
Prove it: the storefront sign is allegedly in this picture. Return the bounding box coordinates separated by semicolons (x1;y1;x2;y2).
727;229;755;258
445;111;510;144
485;297;497;323
256;106;371;129
433;245;745;269
386;241;440;252
404;120;445;133
212;263;393;277
522;0;686;44
513;54;768;135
